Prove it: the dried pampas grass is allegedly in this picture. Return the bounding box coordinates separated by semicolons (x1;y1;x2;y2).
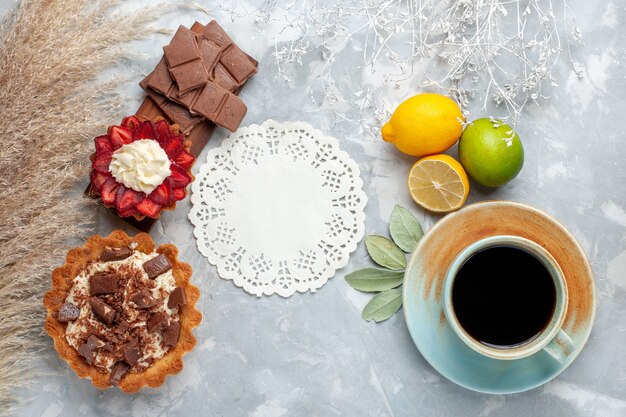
0;0;165;413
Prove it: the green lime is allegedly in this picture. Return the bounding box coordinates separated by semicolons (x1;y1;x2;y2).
458;118;524;187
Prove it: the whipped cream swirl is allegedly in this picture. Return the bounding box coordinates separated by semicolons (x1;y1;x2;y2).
109;139;171;194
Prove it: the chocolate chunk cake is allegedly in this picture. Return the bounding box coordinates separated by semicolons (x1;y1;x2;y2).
44;230;201;392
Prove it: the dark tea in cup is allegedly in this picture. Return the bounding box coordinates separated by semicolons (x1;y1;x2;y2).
451;245;557;348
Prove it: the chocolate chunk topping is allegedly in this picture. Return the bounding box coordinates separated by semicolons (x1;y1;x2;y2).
89;272;118;296
163;321;181;348
88;334;106;348
100;246;132;262
57;303;80;322
89;297;116;325
109;361;130;386
130;288;156;309
76;343;94;364
115;320;129;335
143;254;172;279
98;330;120;348
77;335;106;364
122;338;142;366
167;287;187;309
147;311;169;333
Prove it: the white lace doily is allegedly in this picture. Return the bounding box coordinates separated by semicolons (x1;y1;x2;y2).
189;120;367;297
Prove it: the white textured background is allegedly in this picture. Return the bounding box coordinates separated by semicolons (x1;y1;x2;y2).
5;0;626;416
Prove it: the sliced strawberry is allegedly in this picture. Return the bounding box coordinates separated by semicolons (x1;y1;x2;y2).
115;186;142;215
121;115;141;130
173;150;195;170
148;181;171;205
157;134;184;158
94;135;114;153
109;126;133;149
134;121;156;140
100;178;119;205
90;170;110;192
154;119;172;139
136;198;162;218
92;151;113;174
169;164;192;188
171;186;186;202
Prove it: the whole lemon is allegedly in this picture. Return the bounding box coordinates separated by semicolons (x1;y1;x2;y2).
458;118;524;187
382;93;465;157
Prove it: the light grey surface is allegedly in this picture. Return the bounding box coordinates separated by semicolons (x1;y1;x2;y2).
8;0;626;416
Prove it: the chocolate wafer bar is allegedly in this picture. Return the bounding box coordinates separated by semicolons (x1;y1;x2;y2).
198;20;233;50
163;26;208;94
141;20;256;129
142;57;247;132
198;37;221;74
220;46;258;85
142;19;257;147
198;21;257;91
213;63;239;92
145;61;248;132
163;26;201;67
211;93;248;132
145;89;203;135
139;58;203;113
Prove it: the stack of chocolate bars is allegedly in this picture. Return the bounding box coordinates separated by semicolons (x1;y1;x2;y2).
140;20;257;145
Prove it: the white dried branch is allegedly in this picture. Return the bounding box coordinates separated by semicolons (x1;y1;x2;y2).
226;0;582;131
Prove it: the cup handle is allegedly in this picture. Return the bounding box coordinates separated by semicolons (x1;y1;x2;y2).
542;329;575;363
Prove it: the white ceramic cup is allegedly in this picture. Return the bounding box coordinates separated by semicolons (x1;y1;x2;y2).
442;235;575;362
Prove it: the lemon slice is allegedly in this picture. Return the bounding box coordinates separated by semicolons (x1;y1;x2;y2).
407;154;469;212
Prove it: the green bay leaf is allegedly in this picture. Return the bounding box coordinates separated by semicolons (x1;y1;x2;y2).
345;268;404;292
365;235;406;270
389;205;424;253
362;288;403;322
